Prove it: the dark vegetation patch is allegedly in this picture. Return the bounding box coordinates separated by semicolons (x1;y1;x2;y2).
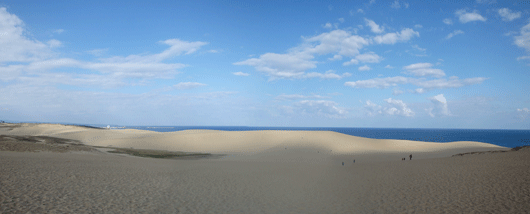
452;146;530;157
0;134;224;160
0;135;97;153
99;147;223;159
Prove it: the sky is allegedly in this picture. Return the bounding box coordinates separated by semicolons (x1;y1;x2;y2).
0;0;529;129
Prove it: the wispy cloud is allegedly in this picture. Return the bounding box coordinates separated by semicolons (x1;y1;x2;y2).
275;94;330;101
455;9;486;23
86;48;109;56
364;18;384;34
446;30;464;39
372;28;419;44
358;65;371;71
498;8;521;22
174;82;207;90
514;21;530;54
233;72;250;76
364;98;414;117
53;29;64;34
443;18;453;25
343;52;382;66
427;94;451;117
402;62;445;78
517;108;530;120
295;100;348;118
345;76;487;91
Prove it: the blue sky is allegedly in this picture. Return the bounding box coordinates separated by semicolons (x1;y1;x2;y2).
0;0;529;129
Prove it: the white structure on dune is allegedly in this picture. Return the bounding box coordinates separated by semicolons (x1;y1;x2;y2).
107;125;110;129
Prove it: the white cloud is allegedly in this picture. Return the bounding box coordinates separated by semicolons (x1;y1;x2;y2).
304;70;352;79
364;99;414;117
446;30;465;39
391;1;401;9
233;72;250;76
356;52;382;63
514;21;530;54
443;18;453;25
174;82;207;90
53;29;64;34
517;108;530;120
364;100;383;116
0;36;204;84
384;98;414;116
329;54;343;61
517;56;530;61
498;8;521;22
338;18;345;23
427;94;450;117
233;52;316;80
404;2;409;8
364;18;384;34
47;39;62;48
323;22;333;29
414;24;422;28
275;94;330;101
411;44;426;52
373;28;419;45
414;77;487;90
345;76;487;90
392;88;404;95
343;52;382;66
234;29;374;80
294;100;348;118
0;7;56;62
385;65;394;69
402;62;445;78
345;76;409;88
357;9;364;14
455;9;487;23
86;48;109;56
358;65;371;71
413;88;425;94
303;29;371;56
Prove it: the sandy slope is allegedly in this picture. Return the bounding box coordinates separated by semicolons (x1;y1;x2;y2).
1;148;529;213
0;123;528;213
0;123;507;164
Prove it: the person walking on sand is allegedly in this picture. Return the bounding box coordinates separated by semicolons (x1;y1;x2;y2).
409;154;412;160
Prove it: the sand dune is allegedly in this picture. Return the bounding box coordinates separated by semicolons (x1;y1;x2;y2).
1;123;528;213
0;123;507;163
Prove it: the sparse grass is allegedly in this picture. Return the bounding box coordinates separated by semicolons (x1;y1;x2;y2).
104;147;215;159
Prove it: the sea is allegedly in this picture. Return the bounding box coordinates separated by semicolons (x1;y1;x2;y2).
103;126;530;149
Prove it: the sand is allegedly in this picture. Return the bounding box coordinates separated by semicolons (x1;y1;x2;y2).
1;123;528;213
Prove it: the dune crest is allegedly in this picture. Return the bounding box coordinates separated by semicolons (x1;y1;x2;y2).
0;123;507;161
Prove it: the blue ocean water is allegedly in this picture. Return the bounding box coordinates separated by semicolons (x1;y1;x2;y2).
111;126;530;148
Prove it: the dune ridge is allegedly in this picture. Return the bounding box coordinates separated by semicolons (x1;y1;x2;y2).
0;123;507;161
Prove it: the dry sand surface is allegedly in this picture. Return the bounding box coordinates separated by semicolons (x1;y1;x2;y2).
1;123;529;213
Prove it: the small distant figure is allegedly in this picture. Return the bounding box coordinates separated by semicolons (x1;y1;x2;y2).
409;154;412;160
107;125;110;130
285;147;287;150
342;162;344;166
353;159;355;163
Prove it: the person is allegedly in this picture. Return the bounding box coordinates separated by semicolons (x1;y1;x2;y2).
342;162;344;166
353;159;355;163
409;154;412;160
